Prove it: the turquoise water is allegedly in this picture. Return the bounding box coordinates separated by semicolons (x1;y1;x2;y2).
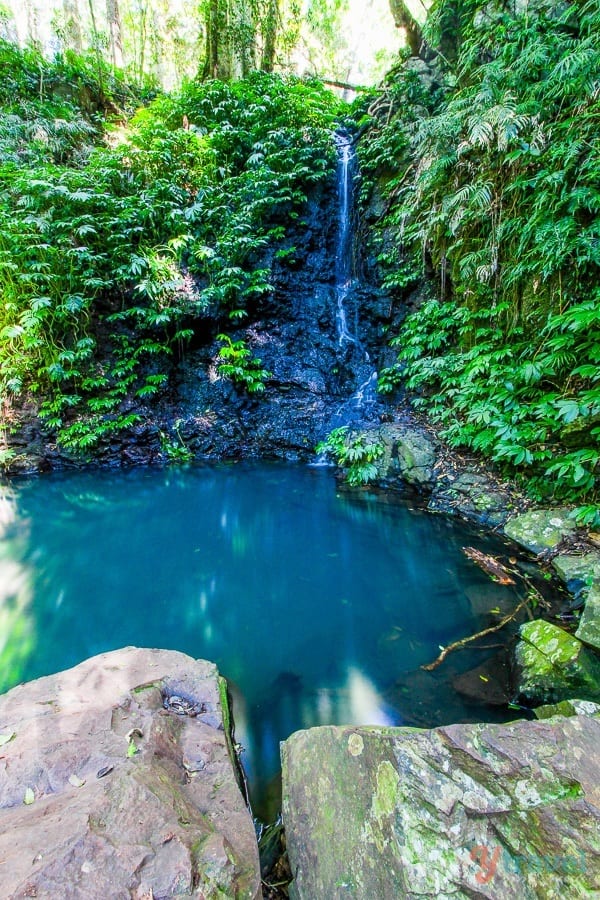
0;462;526;819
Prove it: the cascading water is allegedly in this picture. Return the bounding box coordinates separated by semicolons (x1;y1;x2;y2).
334;134;357;347
331;133;379;425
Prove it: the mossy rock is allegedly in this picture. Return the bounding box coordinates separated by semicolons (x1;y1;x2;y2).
515;620;600;704
282;717;600;898
504;508;576;555
534;698;600;719
576;583;600;652
378;425;437;487
552;553;600;594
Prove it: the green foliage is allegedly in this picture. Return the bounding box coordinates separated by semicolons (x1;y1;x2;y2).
160;420;193;463
571;505;600;530
216;334;272;393
317;426;384;486
357;0;600;507
0;46;339;452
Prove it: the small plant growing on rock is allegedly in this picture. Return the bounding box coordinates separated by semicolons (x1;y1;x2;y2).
317;426;384;486
160;420;193;463
216;334;271;394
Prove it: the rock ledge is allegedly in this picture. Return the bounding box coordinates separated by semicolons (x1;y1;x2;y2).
0;647;261;899
282;712;600;899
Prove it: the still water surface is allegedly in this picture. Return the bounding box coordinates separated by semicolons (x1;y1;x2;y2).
0;462;525;819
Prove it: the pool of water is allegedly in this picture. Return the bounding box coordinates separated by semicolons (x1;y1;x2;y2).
0;462;528;820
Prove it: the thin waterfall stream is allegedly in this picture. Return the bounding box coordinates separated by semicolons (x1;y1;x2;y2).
332;133;379;425
334;133;357;347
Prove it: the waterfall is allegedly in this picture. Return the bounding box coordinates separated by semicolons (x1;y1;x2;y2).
330;133;379;425
334;133;357;346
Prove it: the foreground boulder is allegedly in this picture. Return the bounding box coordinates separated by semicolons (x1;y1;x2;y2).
282;713;600;899
0;647;261;899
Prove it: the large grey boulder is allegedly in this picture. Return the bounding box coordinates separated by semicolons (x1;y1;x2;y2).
552;552;600;594
577;583;600;652
0;647;261;899
282;713;600;899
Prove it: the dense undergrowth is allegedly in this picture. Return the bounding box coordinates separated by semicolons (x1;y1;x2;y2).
0;41;339;456
354;0;600;522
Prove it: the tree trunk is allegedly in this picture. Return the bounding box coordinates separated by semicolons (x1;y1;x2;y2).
87;0;105;96
24;0;39;46
202;0;257;81
150;3;167;87
106;0;123;69
137;0;150;84
388;0;423;56
235;0;256;76
203;0;220;79
63;0;84;51
261;0;279;72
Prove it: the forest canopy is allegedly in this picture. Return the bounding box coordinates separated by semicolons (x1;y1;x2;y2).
0;0;407;87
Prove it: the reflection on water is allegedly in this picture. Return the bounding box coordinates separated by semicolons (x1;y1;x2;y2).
0;484;35;688
0;462;526;819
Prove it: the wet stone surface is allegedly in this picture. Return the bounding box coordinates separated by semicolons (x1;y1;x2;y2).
0;647;261;900
282;712;600;899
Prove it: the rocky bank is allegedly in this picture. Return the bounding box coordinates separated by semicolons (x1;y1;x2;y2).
3;648;599;899
281;708;600;899
0;647;261;899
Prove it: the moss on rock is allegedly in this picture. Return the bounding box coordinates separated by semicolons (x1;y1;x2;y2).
576;583;600;652
515;620;600;704
282;716;600;899
504;508;576;555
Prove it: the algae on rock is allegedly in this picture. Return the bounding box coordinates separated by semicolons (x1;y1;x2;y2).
515;619;600;704
282;715;600;899
504;508;577;555
576;583;600;653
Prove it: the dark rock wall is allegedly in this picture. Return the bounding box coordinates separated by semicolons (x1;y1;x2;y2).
7;164;394;473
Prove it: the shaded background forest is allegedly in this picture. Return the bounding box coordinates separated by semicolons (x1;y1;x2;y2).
0;0;409;87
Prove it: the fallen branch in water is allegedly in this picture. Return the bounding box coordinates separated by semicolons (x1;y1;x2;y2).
463;547;516;585
421;595;531;671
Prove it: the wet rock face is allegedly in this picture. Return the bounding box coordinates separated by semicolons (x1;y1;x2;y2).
0;647;261;900
7;181;389;474
577;584;600;652
282;713;600;899
377;424;437;488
